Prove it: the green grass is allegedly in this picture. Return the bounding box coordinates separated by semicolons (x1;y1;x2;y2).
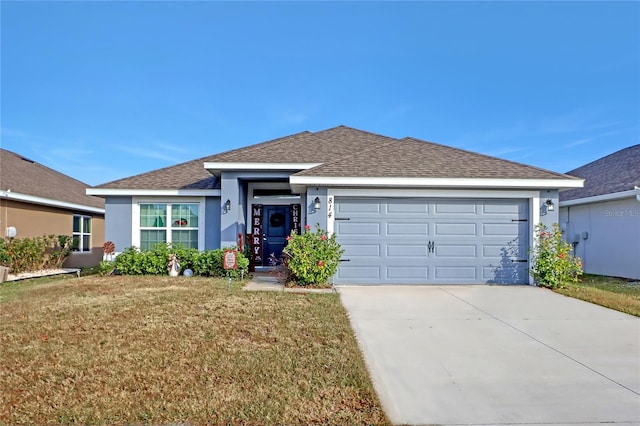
0;275;388;425
554;274;640;316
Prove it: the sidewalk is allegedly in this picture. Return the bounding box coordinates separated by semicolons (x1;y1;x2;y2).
243;272;334;294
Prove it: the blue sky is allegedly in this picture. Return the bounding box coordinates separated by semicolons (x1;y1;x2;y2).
1;1;638;186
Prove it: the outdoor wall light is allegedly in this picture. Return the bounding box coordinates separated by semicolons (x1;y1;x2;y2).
545;199;555;212
224;199;231;213
313;197;321;211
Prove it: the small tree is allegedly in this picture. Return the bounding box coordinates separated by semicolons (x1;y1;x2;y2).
529;223;582;288
283;225;344;287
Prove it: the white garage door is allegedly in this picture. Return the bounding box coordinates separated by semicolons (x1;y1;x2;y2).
334;198;529;285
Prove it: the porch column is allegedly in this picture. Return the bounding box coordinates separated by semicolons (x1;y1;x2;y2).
220;173;241;248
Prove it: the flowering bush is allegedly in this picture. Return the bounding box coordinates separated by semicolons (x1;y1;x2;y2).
282;225;344;287
0;235;72;274
529;223;582;288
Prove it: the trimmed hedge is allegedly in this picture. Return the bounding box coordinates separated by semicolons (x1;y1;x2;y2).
112;244;249;278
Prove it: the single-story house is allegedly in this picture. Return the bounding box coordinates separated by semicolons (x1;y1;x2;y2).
88;126;582;285
0;148;106;268
559;144;640;280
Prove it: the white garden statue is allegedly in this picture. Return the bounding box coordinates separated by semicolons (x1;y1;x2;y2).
167;254;180;277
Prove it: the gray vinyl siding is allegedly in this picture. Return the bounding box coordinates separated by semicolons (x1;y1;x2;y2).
104;196;132;253
205;197;221;250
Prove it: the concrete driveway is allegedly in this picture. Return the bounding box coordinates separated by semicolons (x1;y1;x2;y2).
338;285;640;426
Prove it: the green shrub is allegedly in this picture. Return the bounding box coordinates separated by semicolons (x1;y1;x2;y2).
113;247;144;275
529;223;583;288
98;260;115;276
0;235;72;274
113;244;248;278
283;225;344;287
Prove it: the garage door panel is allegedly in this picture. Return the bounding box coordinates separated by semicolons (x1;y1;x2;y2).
338;266;380;280
387;202;428;214
342;244;380;257
482;201;525;215
434;201;478;214
483;265;528;284
434;244;477;258
387;222;429;236
434;266;478;280
336;222;380;237
387;244;429;257
435;223;477;236
387;267;429;279
483;223;523;236
336;200;381;214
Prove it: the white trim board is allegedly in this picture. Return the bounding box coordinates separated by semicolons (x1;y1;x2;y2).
204;162;321;174
0;190;105;214
560;189;640;207
290;176;583;190
87;189;220;197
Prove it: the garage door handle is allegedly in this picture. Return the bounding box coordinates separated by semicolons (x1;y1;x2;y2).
335;217;351;221
340;259;350;262
511;259;528;263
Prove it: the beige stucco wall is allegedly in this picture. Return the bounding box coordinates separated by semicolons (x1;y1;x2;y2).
0;199;105;268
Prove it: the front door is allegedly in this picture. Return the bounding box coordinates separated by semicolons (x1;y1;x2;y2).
262;205;291;264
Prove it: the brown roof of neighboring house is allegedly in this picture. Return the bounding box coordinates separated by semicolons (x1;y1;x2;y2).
0;148;104;210
94;125;578;190
560;144;640;201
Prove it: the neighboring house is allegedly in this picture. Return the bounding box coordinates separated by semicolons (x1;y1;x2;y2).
88;126;582;285
559;145;640;280
0;149;105;268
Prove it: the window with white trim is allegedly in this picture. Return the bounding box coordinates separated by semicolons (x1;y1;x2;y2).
139;203;199;250
72;215;91;252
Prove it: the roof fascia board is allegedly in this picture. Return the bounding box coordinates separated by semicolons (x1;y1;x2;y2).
86;189;221;197
289;176;584;189
560;189;640;207
0;190;105;214
204;162;322;175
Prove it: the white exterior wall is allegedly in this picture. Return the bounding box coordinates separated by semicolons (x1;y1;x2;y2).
560;197;640;280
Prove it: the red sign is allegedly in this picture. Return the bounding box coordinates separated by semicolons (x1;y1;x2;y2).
223;250;238;270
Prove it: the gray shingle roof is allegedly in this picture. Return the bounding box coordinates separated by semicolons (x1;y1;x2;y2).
96;156;220;190
94;125;579;190
294;135;573;179
0;149;104;210
560;144;640;201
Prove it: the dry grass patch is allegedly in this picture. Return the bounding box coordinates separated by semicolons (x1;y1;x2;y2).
554;274;640;317
0;275;388;425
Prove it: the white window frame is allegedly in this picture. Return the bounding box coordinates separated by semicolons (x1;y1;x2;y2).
132;197;205;250
72;214;92;252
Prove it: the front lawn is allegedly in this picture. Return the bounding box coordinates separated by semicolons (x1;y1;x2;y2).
554;274;640;317
0;275;388;425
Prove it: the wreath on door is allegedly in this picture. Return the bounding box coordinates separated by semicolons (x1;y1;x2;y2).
269;213;285;228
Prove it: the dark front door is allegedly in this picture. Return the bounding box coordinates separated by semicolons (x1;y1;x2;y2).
263;205;291;264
